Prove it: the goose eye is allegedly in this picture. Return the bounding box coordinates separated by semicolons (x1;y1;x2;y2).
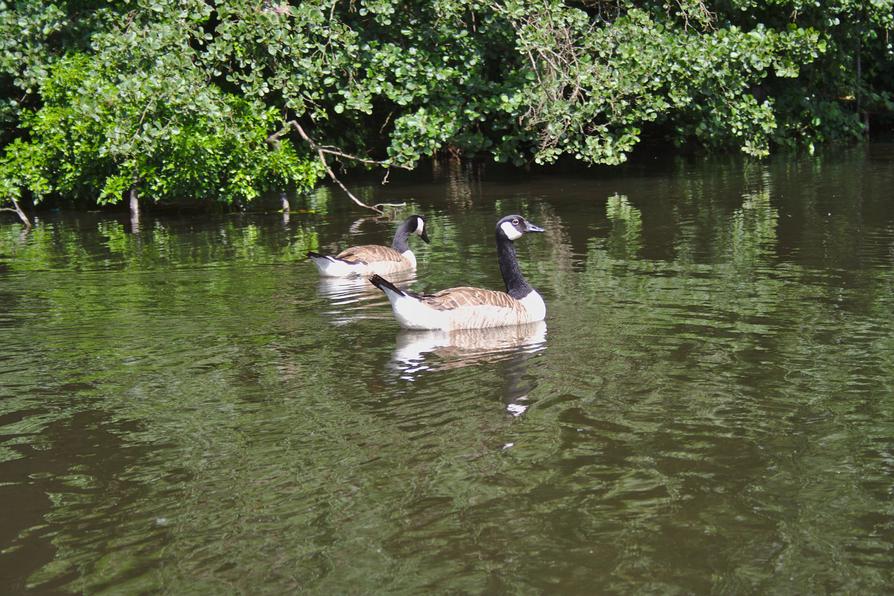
512;218;519;226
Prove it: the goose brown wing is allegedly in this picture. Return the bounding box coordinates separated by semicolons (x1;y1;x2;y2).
421;287;520;311
335;245;404;263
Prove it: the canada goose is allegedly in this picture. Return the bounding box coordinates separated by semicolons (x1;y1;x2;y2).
307;214;430;277
369;214;545;330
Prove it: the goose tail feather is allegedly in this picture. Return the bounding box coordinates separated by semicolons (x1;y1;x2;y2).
308;251;363;277
369;274;408;297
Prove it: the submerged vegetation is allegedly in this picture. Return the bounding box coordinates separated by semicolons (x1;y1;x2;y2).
1;0;892;221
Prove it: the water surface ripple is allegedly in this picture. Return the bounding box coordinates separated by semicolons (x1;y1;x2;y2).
1;148;894;593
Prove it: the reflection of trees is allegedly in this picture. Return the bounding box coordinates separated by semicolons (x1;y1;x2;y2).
1;216;321;272
605;193;643;260
723;187;779;269
555;153;894;592
3;148;894;593
433;158;482;210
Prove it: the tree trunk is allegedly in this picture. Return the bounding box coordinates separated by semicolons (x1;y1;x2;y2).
129;186;140;231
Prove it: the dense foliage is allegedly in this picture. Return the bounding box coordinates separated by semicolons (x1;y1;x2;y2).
1;0;892;217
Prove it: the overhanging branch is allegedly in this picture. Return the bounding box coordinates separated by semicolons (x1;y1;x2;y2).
1;198;32;229
268;120;408;214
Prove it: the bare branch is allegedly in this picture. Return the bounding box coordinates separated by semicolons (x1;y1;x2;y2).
268;120;406;215
1;199;32;229
267;120;409;169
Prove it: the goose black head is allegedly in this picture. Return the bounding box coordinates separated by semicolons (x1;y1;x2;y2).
410;214;430;244
496;215;544;241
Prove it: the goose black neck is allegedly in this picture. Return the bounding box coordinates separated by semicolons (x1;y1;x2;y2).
391;220;413;253
496;233;533;300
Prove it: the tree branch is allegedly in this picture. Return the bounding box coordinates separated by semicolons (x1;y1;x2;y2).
1;198;32;229
268;120;409;169
267;120;408;214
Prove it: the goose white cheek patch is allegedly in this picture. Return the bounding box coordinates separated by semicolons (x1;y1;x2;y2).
500;221;523;240
416;218;425;235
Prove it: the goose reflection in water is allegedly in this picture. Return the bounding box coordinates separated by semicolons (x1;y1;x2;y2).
390;320;547;416
315;269;418;325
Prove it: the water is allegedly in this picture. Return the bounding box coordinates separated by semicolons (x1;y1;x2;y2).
1;147;894;593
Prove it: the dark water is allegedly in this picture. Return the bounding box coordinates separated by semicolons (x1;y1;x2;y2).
2;147;894;593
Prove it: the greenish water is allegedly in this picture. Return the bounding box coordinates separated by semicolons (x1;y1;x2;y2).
2;147;894;593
